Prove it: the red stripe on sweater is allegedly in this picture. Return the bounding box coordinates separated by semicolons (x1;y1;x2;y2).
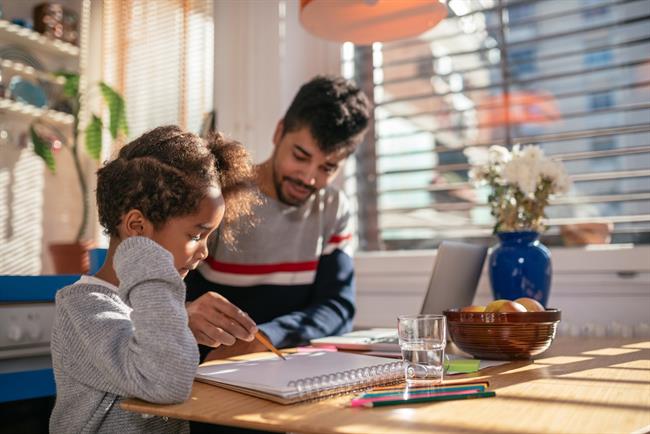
205;257;318;274
328;233;352;244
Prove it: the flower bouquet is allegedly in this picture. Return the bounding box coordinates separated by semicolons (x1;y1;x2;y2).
470;144;571;233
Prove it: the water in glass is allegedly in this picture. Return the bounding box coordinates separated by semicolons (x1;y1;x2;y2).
401;339;445;384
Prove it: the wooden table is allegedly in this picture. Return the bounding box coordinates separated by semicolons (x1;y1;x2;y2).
122;337;650;433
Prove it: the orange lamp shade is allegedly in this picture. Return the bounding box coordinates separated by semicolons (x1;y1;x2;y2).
299;0;448;45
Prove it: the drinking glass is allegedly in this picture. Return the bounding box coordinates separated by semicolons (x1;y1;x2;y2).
398;314;446;385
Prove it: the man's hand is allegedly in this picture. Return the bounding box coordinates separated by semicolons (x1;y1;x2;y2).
186;292;257;347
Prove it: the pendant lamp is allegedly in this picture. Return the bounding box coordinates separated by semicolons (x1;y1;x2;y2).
299;0;448;45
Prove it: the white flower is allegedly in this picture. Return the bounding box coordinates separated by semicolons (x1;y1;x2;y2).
468;167;484;184
539;158;560;181
552;167;572;194
540;157;572;194
464;146;488;166
519;144;545;162
487;145;511;165
469;143;570;233
503;157;538;195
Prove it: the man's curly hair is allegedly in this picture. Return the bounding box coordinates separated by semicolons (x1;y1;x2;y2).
96;125;257;245
282;75;371;156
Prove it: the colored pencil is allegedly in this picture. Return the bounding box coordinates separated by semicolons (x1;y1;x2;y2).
352;391;496;408
358;384;487;399
352;388;487;406
370;379;489;393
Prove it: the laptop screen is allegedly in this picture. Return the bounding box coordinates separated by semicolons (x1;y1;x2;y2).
419;241;488;314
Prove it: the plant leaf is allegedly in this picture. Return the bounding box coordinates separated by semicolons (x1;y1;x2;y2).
99;82;128;139
85;115;103;161
56;71;80;98
30;126;56;173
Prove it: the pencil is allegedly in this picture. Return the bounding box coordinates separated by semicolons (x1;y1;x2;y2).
255;331;286;360
370;379;489;393
353;391;496;408
359;384;487;399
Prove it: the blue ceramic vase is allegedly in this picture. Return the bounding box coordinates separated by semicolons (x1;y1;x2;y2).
488;231;552;307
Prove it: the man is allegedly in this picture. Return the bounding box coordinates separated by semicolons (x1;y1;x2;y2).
185;75;371;361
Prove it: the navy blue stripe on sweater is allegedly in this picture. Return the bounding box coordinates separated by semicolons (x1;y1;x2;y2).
185;249;355;361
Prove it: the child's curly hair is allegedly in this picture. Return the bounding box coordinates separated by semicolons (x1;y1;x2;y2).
96;125;257;245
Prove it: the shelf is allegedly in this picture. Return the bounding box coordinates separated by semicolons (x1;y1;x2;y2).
0;97;74;125
0;19;79;58
0;59;66;84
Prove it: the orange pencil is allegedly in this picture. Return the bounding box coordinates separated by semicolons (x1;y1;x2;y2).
255;331;286;360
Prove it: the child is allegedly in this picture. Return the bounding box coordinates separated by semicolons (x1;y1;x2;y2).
49;125;258;433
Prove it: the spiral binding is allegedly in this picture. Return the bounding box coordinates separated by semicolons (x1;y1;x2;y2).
287;360;404;400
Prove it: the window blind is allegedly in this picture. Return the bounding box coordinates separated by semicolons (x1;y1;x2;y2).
102;0;214;142
346;0;650;250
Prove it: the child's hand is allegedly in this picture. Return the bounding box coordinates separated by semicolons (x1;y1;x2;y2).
186;292;258;347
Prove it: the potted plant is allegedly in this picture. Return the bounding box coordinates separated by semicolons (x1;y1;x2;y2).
470;144;571;306
30;72;128;273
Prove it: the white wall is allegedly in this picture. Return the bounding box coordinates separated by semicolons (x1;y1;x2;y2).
212;0;341;163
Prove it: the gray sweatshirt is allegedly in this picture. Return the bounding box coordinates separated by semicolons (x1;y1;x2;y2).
49;236;199;433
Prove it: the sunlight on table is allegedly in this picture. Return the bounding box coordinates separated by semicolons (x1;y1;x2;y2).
534;356;593;365
582;347;641;356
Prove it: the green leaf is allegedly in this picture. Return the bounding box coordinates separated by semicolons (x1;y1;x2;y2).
85;115;103;161
30;126;56;173
56;72;80;98
99;82;128;139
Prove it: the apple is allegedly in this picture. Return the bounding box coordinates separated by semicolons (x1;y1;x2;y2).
460;305;485;312
497;300;527;312
484;299;509;312
514;297;545;312
485;299;527;313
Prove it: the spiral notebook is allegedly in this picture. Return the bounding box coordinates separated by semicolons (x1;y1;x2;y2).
195;351;404;404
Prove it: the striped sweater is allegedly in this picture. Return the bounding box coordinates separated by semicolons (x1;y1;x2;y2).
186;186;355;352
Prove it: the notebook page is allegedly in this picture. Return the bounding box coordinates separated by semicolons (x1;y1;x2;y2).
196;351;401;399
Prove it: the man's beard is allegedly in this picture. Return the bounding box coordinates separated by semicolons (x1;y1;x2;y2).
272;166;316;206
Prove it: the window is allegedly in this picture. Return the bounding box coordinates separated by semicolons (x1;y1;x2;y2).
582;0;610;18
591;137;616;152
584;48;613;67
508;48;537;77
589;91;614;110
508;3;535;24
102;0;214;141
346;0;650;250
589;137;621;171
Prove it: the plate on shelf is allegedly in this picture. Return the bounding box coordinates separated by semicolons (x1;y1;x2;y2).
7;76;48;107
0;45;45;70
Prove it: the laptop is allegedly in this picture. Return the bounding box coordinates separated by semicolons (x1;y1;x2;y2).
310;241;488;351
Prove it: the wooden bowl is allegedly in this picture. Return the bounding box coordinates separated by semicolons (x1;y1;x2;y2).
443;309;562;360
